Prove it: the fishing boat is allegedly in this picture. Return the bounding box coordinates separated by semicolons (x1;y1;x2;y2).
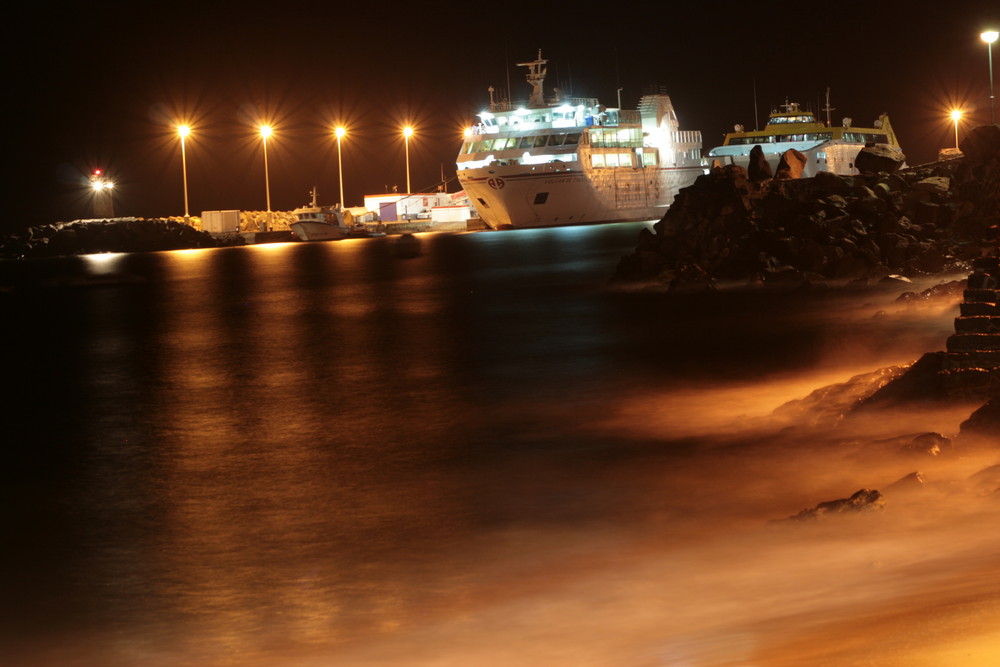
290;188;384;241
706;95;903;177
455;50;708;229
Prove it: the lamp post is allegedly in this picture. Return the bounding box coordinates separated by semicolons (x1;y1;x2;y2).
950;109;962;149
259;124;273;232
89;169;114;218
335;126;346;207
403;126;414;194
983;30;999;124
177;124;191;223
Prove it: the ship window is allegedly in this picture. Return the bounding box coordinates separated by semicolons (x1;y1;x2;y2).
518;136;533;149
532;135;548;148
533;192;549;205
643;151;657;167
618;153;632;168
565;133;581;146
546;134;565;146
591;154;606;168
479;139;495;151
476;198;490;208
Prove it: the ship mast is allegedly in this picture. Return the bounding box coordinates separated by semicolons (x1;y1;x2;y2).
518;49;548;109
821;87;835;127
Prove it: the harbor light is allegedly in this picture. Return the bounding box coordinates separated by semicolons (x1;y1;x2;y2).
403;126;414;194
259;124;273;232
335;126;346;207
983;30;998;124
950;109;963;148
89;169;114;218
177;124;191;223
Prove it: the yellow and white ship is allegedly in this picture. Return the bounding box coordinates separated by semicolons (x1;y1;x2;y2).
456;51;708;229
707;98;902;177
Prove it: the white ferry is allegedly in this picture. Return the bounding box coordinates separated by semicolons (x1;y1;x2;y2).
707;98;902;177
456;50;707;229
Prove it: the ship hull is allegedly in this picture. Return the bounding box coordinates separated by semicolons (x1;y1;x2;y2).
457;164;703;229
290;221;350;241
709;140;877;177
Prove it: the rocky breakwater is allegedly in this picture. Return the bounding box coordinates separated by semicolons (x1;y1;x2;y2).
614;125;1000;289
0;218;238;259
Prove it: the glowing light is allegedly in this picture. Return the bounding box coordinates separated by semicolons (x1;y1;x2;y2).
950;109;963;149
177;124;192;220
334;126;347;206
403;126;414;193
259;125;273;231
983;31;998;124
464;127;474;139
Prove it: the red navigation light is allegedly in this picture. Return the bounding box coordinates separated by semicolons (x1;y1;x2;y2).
93;169;102;175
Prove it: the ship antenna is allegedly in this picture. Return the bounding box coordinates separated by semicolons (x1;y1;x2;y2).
822;87;835;127
753;77;759;130
517;48;548;108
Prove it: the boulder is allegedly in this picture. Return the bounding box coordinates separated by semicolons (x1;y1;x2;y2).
775;149;807;179
885;471;926;494
958;124;1000;164
958;398;1000;441
855;145;906;174
782;489;885;521
747;144;773;182
856;352;947;408
901;432;952;456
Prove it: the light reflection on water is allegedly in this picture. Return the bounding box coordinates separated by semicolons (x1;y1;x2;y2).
2;225;997;666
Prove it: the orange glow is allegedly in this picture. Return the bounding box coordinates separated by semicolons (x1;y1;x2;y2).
334;126;346;139
259;125;273;139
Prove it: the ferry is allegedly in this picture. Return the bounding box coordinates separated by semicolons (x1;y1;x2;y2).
456;50;707;229
707;97;902;177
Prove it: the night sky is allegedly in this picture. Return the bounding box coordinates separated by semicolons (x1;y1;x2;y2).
8;1;999;232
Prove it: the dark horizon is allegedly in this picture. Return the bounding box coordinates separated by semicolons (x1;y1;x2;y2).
8;1;1000;232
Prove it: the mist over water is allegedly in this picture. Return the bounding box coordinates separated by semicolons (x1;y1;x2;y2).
2;224;998;666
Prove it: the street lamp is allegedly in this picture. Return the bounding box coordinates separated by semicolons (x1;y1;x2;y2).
403;125;414;194
177;124;191;223
335;126;346;207
259;124;273;232
89;169;114;218
950;109;962;149
983;30;999;124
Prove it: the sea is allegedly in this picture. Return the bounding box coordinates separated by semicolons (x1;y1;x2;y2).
3;223;999;666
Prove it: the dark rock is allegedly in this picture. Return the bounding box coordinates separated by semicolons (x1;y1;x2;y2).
775;149;807;179
901;432;952;456
783;489;885;521
966;464;1000;493
958;399;1000;442
855;145;906;174
958;124;1000;164
856;352;947;408
747;144;773;182
885;471;926;494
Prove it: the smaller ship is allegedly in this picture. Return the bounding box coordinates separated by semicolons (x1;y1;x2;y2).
290;188;383;241
707;93;902;177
